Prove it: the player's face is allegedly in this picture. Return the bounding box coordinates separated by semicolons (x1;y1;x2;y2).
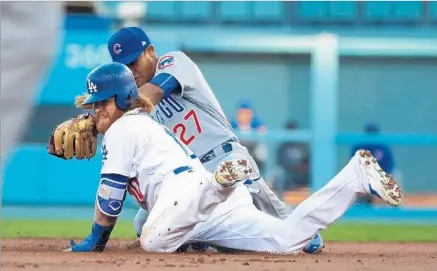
93;97;124;134
237;108;253;126
128;45;157;88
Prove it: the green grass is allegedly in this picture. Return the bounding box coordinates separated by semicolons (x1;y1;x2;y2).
321;223;437;242
1;220;136;239
1;219;437;242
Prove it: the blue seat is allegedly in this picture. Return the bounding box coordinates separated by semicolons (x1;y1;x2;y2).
392;1;422;21
363;1;391;21
429;1;437;22
252;1;284;22
146;1;178;19
329;1;357;20
298;1;329;20
218;1;251;22
180;1;212;21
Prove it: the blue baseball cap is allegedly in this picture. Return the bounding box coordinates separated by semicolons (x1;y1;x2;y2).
238;100;253;110
108;27;152;65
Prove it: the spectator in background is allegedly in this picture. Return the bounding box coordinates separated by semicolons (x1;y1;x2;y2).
230;100;268;174
351;123;395;205
273;121;310;197
352;124;395;174
230;100;267;133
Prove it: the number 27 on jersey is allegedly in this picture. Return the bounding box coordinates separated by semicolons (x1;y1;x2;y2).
173;109;202;145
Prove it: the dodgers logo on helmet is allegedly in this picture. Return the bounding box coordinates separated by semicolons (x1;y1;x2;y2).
87;79;98;93
113;43;122;54
158;55;176;70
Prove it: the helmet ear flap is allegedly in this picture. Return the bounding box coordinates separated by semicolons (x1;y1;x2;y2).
114;91;133;110
114;94;124;110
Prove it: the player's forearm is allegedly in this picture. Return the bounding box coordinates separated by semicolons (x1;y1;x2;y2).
139;82;164;106
94;203;118;227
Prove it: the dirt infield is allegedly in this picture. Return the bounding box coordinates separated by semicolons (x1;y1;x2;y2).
2;239;436;271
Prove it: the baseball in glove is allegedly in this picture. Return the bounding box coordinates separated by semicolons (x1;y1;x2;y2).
47;113;98;160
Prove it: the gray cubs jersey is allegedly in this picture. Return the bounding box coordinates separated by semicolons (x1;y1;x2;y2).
150;51;237;158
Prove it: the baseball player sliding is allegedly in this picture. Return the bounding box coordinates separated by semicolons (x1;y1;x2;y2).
51;62;403;254
48;26;324;254
55;62;258;252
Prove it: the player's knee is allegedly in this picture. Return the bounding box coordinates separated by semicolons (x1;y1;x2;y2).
140;237;163;252
139;226;177;253
139;227;165;252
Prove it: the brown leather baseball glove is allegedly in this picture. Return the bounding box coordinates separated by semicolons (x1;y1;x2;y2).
47;113;98;160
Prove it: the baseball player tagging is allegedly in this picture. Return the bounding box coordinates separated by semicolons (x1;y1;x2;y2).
105;27;324;253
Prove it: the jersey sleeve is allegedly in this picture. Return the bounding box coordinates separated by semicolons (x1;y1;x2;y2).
153;51;198;97
100;119;138;177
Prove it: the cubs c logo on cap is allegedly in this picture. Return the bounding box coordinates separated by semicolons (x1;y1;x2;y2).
158;55;176;70
113;44;122;54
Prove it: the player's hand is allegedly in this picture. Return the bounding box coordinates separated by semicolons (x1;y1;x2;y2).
63;223;113;252
136;89;155;113
64;238;98;252
48;113;98;160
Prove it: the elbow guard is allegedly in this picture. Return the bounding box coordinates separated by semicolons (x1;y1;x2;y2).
97;174;129;217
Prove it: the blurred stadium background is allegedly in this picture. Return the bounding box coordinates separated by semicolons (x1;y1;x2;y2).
1;0;437;230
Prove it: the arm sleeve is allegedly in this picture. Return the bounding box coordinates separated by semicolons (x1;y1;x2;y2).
149;73;181;99
153;51;198;97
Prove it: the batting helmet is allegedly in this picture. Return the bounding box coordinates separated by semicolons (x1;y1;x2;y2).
82;62;138;110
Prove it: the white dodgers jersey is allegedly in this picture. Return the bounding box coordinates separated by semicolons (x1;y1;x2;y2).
100;110;202;211
150;51;237;158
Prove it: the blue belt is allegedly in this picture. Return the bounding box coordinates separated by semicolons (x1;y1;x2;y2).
199;140;235;163
173;166;193;175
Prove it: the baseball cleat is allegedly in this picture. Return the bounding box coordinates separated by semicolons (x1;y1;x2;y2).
215;159;257;187
357;150;403;206
303;233;325;254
